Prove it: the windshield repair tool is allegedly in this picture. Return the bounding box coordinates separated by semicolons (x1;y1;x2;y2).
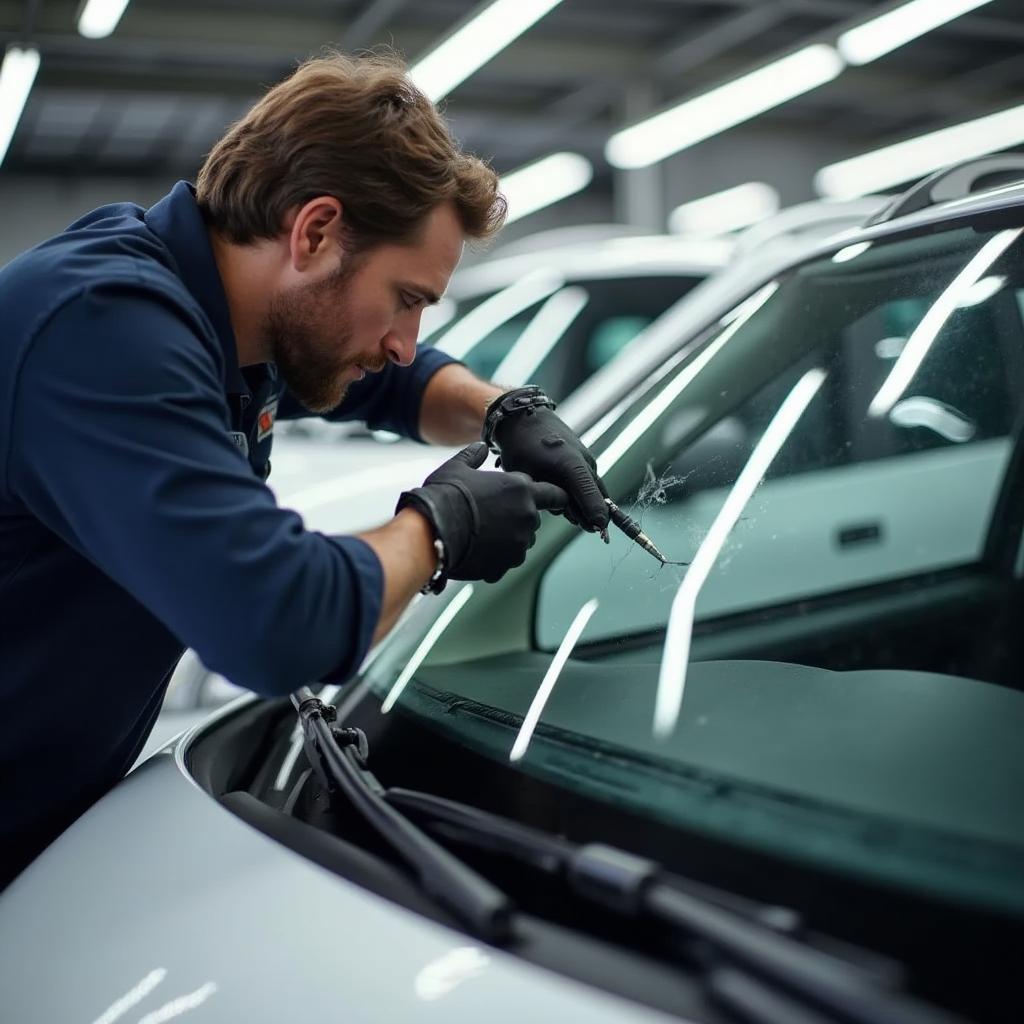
605;498;687;566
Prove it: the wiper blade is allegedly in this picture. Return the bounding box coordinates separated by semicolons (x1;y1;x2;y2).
290;688;512;943
388;788;966;1024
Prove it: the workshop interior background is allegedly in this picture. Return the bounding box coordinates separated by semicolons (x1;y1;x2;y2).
1;0;1023;263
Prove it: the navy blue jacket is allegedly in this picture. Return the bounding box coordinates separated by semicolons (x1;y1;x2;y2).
0;181;455;879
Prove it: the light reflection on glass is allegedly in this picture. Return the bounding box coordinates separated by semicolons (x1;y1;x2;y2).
889;396;975;443
418;296;458;343
433;270;564;360
414;946;490;1001
382;585;476;713
597;282;780;476
90;968;167;1024
832;240;872;263
655;367;828;737
136;981;218;1024
868;228;1021;418
491;286;589;385
510;598;599;762
874;335;907;360
957;274;1006;308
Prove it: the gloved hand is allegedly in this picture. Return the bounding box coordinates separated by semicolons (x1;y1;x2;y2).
488;390;609;534
396;442;568;586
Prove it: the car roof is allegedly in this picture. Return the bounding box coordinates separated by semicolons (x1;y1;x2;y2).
450;234;735;299
450;196;893;302
805;177;1024;255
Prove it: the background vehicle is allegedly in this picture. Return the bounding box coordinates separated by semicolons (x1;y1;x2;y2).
270;228;730;533
5;165;1023;1023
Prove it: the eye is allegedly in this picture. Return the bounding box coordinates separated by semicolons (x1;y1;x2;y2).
399;292;423;312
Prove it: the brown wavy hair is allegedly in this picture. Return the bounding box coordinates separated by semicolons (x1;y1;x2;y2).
196;51;506;250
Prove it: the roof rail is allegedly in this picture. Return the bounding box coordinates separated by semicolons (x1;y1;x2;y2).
864;154;1024;227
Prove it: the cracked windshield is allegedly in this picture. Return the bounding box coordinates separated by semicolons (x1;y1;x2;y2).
365;221;1024;909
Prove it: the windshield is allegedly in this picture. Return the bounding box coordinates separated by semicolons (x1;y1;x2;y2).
362;219;1024;913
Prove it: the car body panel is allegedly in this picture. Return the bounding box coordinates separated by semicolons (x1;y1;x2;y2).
0;730;677;1024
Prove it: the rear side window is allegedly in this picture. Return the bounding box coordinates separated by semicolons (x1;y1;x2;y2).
439;275;702;401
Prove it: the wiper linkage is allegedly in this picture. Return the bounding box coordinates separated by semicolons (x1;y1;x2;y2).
290;687;512;943
292;688;963;1024
388;788;966;1024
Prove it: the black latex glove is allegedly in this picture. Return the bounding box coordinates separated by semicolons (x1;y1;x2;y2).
397;442;568;584
492;406;609;533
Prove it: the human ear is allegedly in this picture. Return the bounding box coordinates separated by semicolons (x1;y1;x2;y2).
289;196;344;271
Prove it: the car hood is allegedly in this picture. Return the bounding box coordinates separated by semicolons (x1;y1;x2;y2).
270;435;451;536
0;713;678;1023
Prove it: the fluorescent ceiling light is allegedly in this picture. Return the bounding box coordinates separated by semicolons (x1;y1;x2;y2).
668;182;780;236
411;0;563;102
78;0;132;39
606;44;844;170
838;0;993;66
501;152;593;224
0;47;39;167
815;101;1024;199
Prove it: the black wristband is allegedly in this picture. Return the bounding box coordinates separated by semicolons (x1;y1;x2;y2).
482;385;556;452
395;490;449;594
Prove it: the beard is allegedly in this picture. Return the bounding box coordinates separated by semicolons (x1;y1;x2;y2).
264;264;384;414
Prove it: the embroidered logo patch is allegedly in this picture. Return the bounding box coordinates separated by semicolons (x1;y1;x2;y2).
256;398;279;443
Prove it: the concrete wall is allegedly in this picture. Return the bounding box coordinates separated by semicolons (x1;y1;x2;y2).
0;176;174;267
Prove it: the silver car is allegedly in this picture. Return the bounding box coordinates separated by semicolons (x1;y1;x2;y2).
9;167;1023;1022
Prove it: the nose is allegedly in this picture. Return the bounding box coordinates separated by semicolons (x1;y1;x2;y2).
382;315;421;368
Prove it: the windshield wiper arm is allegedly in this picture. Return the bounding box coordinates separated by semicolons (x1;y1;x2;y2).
387;788;966;1024
290;687;513;943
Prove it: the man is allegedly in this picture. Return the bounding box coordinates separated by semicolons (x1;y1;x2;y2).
0;53;608;887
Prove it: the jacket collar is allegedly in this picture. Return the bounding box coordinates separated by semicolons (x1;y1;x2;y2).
144;180;247;395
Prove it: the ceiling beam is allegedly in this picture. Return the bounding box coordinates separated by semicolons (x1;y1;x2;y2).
654;6;791;79
342;0;410;51
0;28;644;88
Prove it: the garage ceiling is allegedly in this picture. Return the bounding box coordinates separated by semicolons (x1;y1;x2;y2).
1;0;1022;187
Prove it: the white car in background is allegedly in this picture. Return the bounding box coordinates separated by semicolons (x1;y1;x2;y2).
270;226;732;532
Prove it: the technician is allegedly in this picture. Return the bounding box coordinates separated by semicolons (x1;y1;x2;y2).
0;54;608;887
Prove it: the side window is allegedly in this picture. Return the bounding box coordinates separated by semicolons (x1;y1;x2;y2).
584;316;652;374
536;249;1024;649
443;275;703;401
460;311;537;381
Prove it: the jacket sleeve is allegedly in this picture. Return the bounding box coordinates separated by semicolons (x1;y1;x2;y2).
6;287;383;697
276;345;459;442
